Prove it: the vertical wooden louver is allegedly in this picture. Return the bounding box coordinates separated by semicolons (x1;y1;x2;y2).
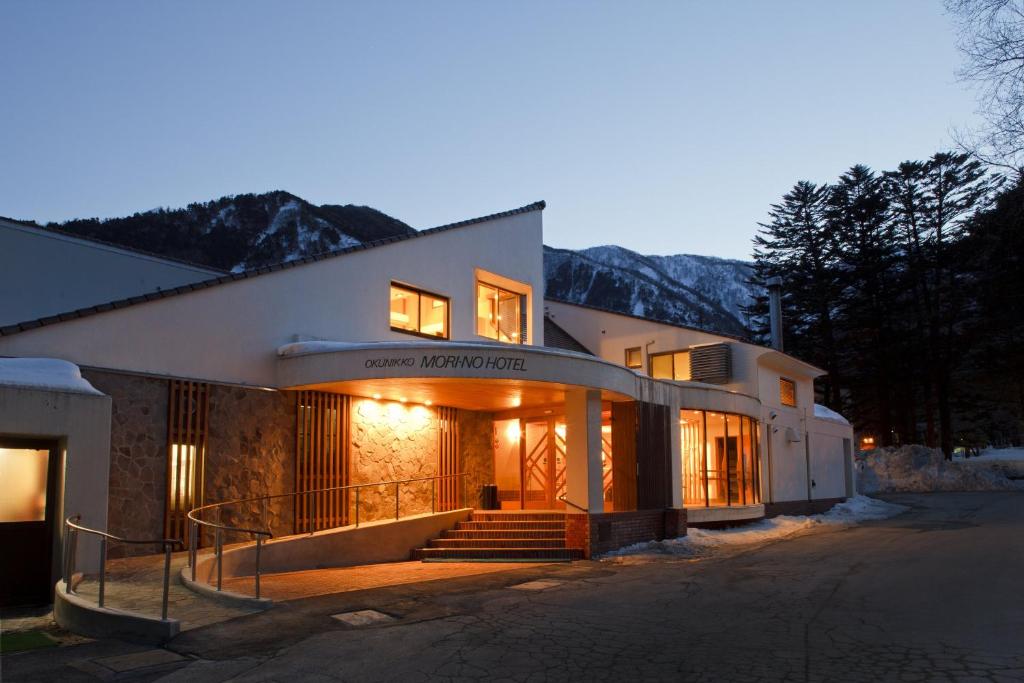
436;407;460;510
295;391;350;533
165;380;209;547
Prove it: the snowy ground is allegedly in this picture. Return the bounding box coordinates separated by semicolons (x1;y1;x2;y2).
857;444;1022;493
970;447;1024;462
602;495;907;561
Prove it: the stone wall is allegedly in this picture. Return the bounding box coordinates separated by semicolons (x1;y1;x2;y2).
204;385;296;541
349;398;438;522
458;409;495;509
81;369;168;557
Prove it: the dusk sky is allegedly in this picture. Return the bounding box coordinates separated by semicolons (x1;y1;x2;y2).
1;1;977;260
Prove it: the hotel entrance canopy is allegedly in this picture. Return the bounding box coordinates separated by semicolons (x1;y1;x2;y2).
276;341;638;410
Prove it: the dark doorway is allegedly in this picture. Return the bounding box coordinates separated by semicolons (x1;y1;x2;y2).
0;438;60;607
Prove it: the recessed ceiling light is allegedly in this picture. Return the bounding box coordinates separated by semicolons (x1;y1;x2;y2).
372;393;382;400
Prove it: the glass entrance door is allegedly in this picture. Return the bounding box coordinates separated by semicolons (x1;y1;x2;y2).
0;439;59;607
521;418;566;510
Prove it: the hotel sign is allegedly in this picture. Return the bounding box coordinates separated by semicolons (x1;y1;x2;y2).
364;353;529;372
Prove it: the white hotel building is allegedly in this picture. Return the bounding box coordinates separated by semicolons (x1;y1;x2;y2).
0;205;853;621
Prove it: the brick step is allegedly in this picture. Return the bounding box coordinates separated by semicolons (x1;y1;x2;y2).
457;521;565;532
442;529;565;540
470;513;566;522
413;547;584;562
428;538;566;549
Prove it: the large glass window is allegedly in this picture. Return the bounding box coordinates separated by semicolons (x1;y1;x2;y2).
390;283;449;339
649;350;691;380
0;447;50;522
476;282;524;343
681;409;761;508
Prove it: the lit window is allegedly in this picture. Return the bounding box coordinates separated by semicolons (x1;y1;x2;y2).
390;283;449;339
624;347;642;369
0;447;50;522
779;378;797;407
168;444;196;514
477;282;525;343
649;350;691;380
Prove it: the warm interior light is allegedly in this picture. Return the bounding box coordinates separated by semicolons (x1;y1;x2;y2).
554;423;566;439
424;399;433;406
372;393;382;400
400;397;407;403
505;421;521;443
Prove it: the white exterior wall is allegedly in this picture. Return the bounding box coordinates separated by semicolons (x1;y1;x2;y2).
0;219;219;327
0;384;112;577
808;417;855;500
0;210;545;387
545;301;762;398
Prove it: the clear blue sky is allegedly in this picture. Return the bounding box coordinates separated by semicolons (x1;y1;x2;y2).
0;1;977;260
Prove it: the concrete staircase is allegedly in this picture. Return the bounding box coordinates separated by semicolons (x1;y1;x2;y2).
413;511;584;562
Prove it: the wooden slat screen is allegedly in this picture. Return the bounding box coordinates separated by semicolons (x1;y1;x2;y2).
611;401;638;512
295;391;350;533
436;407;460;510
165;380;209;548
636;401;673;510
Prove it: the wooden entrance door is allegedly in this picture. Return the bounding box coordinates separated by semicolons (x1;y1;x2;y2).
0;438;59;607
520;418;566;509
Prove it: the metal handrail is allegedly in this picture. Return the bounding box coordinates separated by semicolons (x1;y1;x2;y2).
63;515;181;620
185;473;468;599
557;494;588;513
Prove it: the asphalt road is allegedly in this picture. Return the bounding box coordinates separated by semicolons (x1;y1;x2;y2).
4;492;1023;682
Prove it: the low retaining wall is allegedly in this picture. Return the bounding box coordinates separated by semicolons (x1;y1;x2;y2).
764;497;845;518
191;509;472;586
54;581;179;644
566;509;687;558
685;504;765;528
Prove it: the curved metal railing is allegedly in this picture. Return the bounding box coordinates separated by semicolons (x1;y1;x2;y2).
63;515;181;620
557;494;588;513
186;473;467;598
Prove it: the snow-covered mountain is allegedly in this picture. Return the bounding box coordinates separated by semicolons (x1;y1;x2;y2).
16;193;757;337
544;245;757;337
25;191;416;273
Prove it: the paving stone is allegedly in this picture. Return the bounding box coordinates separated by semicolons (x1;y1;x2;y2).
92;648;185;672
331;609;397;626
509;579;563;591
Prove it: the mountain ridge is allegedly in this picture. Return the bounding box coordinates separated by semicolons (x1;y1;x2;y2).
10;191;756;337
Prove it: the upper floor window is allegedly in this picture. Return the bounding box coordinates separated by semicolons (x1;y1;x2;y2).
624;347;642;369
477;282;526;343
649;350;691;381
779;377;797;407
390;283;449;339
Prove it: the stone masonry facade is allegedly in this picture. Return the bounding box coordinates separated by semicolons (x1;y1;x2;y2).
82;369;169;557
458;409;495;509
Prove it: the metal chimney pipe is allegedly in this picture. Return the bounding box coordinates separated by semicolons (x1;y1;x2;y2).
766;276;783;352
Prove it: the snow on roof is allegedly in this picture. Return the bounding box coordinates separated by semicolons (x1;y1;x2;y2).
813;403;850;425
0;358;103;396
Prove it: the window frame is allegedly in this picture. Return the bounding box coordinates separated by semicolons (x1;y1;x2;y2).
648;348;691;380
475;280;527;344
779;377;797;407
389;281;451;340
624;347;642;369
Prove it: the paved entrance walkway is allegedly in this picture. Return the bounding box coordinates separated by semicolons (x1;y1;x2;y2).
222;561;544;601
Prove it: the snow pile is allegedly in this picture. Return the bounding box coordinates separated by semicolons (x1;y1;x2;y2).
0;358;102;396
967;447;1024;481
813;403;850;425
857;445;1021;494
603;495;907;561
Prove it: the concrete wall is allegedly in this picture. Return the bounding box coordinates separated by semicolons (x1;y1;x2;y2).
0;384;111;576
0;219;218;328
194;509;472;580
0;209;546;388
